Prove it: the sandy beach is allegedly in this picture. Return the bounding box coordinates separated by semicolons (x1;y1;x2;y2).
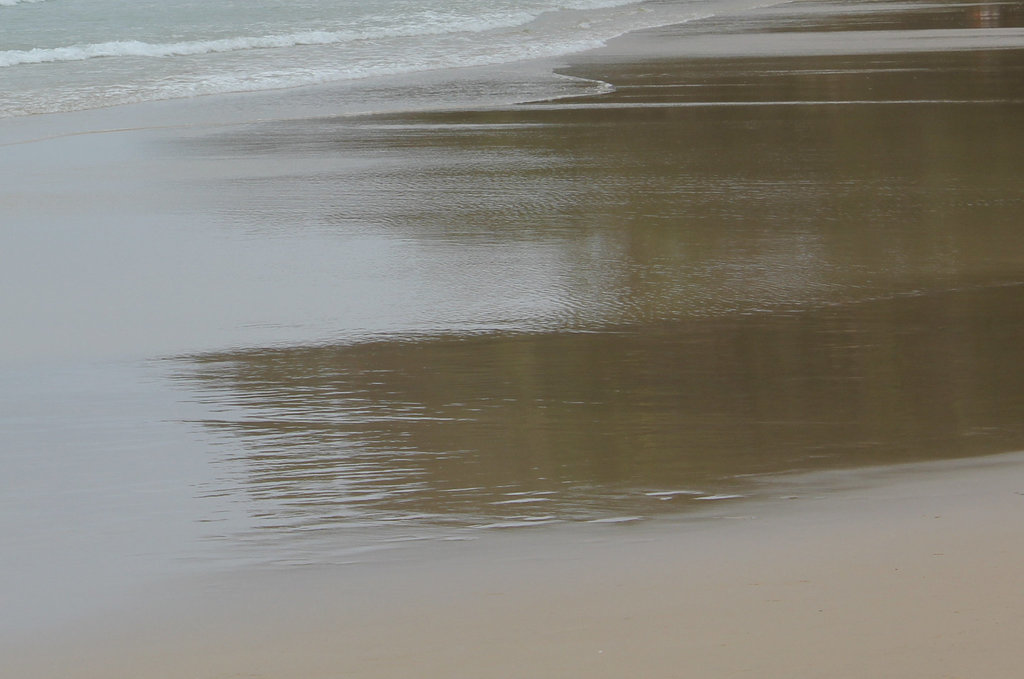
2;0;1024;676
7;452;1024;678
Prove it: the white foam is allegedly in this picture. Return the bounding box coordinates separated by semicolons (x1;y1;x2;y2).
141;33;611;102
0;0;723;116
2;32;352;68
0;0;49;6
0;11;544;68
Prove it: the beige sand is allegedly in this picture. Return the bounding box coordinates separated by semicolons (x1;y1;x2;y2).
6;452;1023;678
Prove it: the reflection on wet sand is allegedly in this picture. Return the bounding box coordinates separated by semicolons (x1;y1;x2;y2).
174;14;1024;555
179;283;1024;540
190;48;1024;336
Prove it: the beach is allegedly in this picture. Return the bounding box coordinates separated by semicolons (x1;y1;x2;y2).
2;0;1024;676
7;454;1024;678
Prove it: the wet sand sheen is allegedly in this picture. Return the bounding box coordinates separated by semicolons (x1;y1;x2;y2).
178;284;1024;547
163;0;1024;555
3;0;1024;675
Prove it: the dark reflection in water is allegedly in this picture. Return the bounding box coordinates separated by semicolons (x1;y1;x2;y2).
174;27;1024;553
178;284;1024;535
190;48;1024;334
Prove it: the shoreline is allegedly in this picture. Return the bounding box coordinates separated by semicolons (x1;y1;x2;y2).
0;0;741;144
3;0;1023;146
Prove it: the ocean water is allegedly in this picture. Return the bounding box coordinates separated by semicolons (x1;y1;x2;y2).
0;0;733;117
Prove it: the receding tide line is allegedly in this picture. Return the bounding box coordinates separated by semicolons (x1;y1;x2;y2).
522;98;1024;109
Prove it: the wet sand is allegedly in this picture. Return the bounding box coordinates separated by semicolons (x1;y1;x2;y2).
3;0;1024;676
158;0;1024;539
7;451;1024;678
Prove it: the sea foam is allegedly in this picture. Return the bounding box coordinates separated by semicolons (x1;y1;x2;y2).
0;11;538;68
0;0;714;117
